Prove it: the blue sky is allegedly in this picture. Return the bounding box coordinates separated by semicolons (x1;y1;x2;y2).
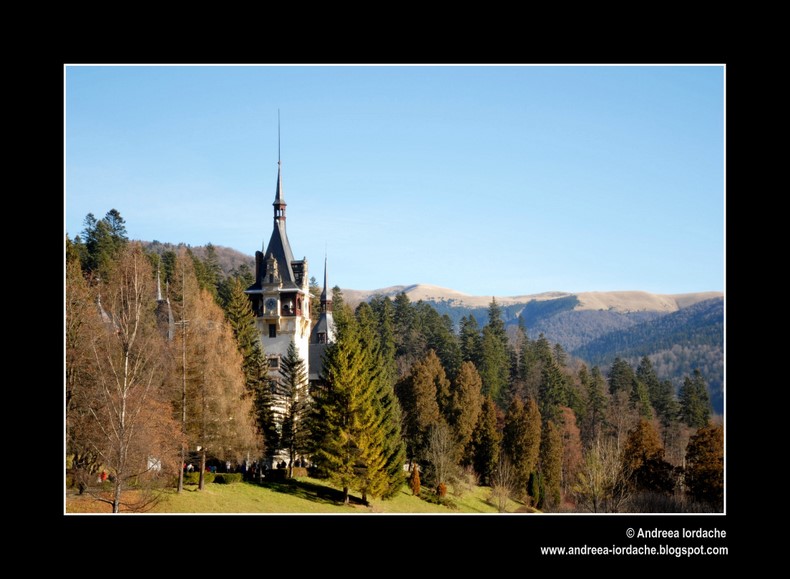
65;65;724;296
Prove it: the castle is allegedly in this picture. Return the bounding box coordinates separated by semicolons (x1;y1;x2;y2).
244;157;334;464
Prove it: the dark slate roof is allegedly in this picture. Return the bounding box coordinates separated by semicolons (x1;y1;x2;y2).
264;220;298;289
310;311;335;344
309;342;330;381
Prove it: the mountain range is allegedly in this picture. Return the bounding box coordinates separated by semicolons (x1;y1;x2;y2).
145;243;724;415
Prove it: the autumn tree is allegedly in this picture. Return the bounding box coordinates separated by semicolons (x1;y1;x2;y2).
447;361;483;463
623;419;675;495
685;423;723;511
679;369;712;428
175;250;258;490
471;395;500;486
424;421;460;495
396;349;445;463
78;243;182;512
66;258;103;485
559;406;583;499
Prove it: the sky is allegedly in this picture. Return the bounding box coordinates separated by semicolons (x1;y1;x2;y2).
65;65;724;296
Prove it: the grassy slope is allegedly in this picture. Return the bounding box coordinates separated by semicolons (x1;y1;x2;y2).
66;477;526;514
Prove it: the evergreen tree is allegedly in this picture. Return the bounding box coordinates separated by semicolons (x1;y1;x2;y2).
631;376;653;419
471;395;500;485
459;315;482;368
679;370;711;428
583;365;608;445
278;340;310;478
539;420;563;510
637;356;661;411
685;424;723;511
356;302;407;499
448;361;483;463
415;302;462;379
223;277;277;454
310;301;389;504
608;357;635;397
502;396;541;499
479;299;510;405
539;358;568;423
80;209;129;277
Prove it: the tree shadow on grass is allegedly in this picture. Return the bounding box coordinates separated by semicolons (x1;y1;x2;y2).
259;479;365;508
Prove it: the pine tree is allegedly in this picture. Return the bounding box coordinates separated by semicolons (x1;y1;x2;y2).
310;302;388;505
223;277;277;455
608;357;635;397
539;420;563;510
685;423;723;511
459;315;482;368
278;340;310;478
479;299;510;405
583;366;609;445
679;370;711;428
502;396;541;499
539;358;568;423
80;209;129;277
471;395;500;486
356;302;407;499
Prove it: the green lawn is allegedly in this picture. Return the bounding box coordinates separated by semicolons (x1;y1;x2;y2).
145;477;526;514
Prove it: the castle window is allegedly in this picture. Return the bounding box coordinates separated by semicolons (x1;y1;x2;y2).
269;324;276;338
268;357;279;370
317;332;326;344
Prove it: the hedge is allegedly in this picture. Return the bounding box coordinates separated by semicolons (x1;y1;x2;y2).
215;473;243;484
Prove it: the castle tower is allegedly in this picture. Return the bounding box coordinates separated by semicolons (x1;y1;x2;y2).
245;157;311;380
309;256;336;386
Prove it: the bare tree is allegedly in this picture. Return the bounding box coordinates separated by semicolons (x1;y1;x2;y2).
425;421;460;495
490;454;516;513
573;437;633;513
80;244;183;512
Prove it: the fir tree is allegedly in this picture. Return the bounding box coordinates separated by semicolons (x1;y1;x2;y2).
583;366;609;445
311;302;388;504
539;358;568;424
679;369;711;428
471;395;500;485
278;340;310;478
502;396;541;499
539;420;563;510
396;350;445;462
459;315;482;368
479;299;510;405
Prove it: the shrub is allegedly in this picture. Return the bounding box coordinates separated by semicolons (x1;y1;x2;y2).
215;473;243;484
437;482;447;497
290;467;308;478
409;466;421;496
184;471;215;485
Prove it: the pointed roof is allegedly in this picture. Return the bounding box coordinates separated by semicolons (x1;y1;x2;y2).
320;255;328;306
273;160;285;208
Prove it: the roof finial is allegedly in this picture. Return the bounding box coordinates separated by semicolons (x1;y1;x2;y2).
278;108;281;166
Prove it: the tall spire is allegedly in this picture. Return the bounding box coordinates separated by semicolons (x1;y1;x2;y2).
156;265;163;302
321;254;332;313
273;110;286;225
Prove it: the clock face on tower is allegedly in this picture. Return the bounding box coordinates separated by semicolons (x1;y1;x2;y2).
265;298;277;313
